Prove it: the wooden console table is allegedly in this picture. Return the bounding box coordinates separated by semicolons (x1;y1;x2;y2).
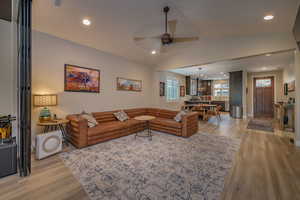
274;103;295;131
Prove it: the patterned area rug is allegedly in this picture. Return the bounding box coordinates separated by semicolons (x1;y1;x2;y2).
60;132;240;200
247;119;274;132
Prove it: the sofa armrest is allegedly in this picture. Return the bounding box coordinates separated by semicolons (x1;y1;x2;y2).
181;112;199;137
66;115;88;148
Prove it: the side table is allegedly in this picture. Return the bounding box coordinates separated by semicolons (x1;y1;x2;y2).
37;119;69;146
134;115;156;140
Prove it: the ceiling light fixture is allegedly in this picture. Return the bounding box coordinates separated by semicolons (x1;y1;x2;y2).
262;67;267;71
264;15;274;21
151;50;156;55
266;53;272;56
82;18;91;26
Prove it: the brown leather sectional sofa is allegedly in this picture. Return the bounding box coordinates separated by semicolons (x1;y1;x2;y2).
66;108;199;148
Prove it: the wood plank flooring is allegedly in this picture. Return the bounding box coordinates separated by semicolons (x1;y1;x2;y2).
0;114;299;200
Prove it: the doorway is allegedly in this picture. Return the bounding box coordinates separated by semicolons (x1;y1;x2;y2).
253;77;274;118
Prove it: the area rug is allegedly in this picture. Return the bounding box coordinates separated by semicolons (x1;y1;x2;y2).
60;132;240;200
247;119;274;132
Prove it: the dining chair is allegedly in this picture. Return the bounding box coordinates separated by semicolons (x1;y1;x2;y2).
192;105;208;120
207;105;222;121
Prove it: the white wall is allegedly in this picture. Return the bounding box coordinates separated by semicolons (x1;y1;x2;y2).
283;62;296;100
0;20;14;115
294;51;300;146
153;71;187;110
32;31;155;140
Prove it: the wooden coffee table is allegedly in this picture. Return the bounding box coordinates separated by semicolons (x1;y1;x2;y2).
134;115;156;140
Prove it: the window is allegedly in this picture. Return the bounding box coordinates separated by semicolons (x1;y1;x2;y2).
256;79;271;87
166;78;179;101
213;81;229;97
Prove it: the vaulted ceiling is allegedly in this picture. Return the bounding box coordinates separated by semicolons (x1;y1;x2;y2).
32;0;299;69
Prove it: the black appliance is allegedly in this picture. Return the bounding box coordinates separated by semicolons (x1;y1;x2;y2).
0;138;17;178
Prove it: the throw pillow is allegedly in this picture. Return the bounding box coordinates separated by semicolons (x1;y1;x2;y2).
81;113;98;127
114;110;129;122
174;110;187;122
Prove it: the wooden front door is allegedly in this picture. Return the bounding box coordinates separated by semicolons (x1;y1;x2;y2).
254;77;274;118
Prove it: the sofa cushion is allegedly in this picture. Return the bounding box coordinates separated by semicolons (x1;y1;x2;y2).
88;121;127;136
113;110;129;122
174;110;187;122
145;108;160;117
92;111;118;123
123;119;145;127
157;109;178;119
81;113;98;127
150;117;182;129
124;108;147;118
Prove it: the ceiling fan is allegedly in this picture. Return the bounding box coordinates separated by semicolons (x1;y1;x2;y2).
134;6;199;47
54;0;62;7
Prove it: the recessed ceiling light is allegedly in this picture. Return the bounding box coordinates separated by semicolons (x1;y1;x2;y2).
151;50;156;55
82;18;91;26
264;15;274;21
266;53;272;56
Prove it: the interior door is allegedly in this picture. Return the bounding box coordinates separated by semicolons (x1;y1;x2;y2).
253;77;274;118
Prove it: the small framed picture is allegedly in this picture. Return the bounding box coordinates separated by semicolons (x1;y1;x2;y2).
288;80;295;92
180;86;185;97
117;77;142;92
160;82;165;96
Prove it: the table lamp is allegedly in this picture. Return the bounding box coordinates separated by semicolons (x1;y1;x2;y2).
33;94;58;122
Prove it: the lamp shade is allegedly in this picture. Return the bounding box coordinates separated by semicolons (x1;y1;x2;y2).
33;94;57;107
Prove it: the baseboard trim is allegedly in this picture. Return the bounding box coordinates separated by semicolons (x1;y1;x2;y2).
295;140;300;147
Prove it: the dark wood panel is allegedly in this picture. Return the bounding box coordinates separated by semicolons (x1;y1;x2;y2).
199;80;212;95
0;0;12;21
185;76;191;95
229;71;243;115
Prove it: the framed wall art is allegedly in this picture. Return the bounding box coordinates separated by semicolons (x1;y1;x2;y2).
160;82;165;96
180;86;185;97
117;77;142;92
64;64;100;93
288;80;295;92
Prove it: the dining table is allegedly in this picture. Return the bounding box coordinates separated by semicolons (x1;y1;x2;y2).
183;103;217;111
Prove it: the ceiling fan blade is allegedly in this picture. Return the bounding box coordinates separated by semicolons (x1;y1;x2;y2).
133;37;147;41
134;35;161;42
173;36;199;43
168;20;177;36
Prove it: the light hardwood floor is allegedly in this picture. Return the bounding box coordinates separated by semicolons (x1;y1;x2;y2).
0;114;299;200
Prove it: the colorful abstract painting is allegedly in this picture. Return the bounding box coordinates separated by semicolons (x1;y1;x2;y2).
117;77;142;92
64;64;100;93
